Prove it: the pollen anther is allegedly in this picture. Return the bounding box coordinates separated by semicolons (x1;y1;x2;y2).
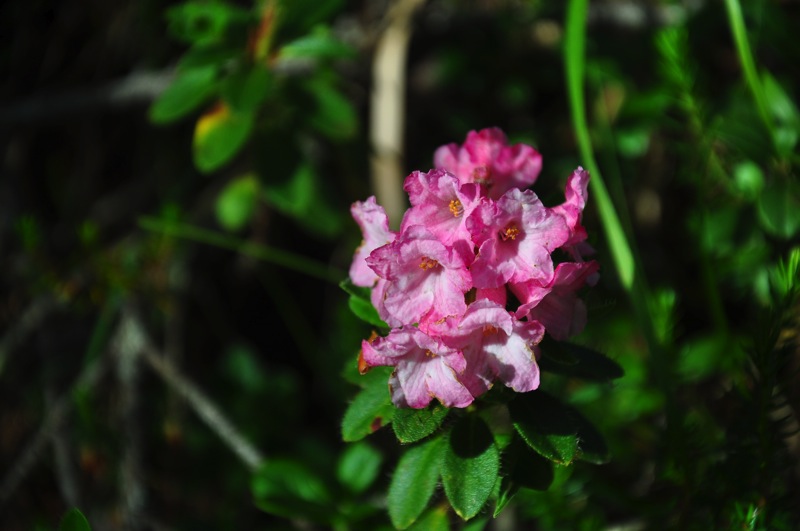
419;256;439;270
449;199;463;217
500;224;520;241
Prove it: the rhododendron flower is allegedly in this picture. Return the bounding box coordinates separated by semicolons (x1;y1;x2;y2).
513;260;600;340
468;188;570;288
361;327;473;408
349;127;599;409
349;197;396;287
431;300;545;396
367;225;472;326
400;169;481;261
434;127;542;199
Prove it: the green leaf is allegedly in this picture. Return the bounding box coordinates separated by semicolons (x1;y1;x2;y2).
756;178;800;240
304;76;357;140
59;508;91;531
509;391;609;465
407;505;450;531
252;460;334;523
393;403;449;444
441;416;500;520
387;435;446;529
341;377;394;442
340;279;385;327
193;103;254;173
166;1;251;46
262;163;344;237
221;65;272;112
215;174;259;231
733;160;765;201
149;66;217;124
337;441;383;495
280;26;356;60
538;340;624;382
509;391;579;465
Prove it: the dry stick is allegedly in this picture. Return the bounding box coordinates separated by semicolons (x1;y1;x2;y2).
0;352;108;506
45;382;81;509
115;308;147;531
369;0;426;228
139;342;265;473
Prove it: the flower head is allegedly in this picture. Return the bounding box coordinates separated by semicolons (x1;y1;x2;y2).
434;127;543;199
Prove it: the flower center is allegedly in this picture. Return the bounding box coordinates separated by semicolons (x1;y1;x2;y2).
472;166;493;188
482;325;499;336
500;224;520;241
424;349;437;358
419;256;439;270
448;199;463;217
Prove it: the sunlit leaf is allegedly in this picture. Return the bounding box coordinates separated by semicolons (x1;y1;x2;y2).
166;1;251;46
59;508;91;531
407;505;450;531
388;435;446;529
149;66;217;124
215;174;259;231
392;403;449;444
341;377;394;442
337;441;383;494
757;178;800;240
280;26;355;59
509;391;579;465
193;102;254;173
221;65;272;112
441;416;499;520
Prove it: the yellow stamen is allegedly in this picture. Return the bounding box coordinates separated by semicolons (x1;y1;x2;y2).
425;349;437;358
500;225;520;241
448;199;463;217
419;257;439;270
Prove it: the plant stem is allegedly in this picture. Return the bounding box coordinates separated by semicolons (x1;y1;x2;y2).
138;216;343;284
724;0;775;142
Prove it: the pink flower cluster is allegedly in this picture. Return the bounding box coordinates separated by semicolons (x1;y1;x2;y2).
350;128;598;409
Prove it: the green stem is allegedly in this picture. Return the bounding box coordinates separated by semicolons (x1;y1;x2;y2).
138;217;343;284
565;0;679;448
724;0;775;140
564;0;634;291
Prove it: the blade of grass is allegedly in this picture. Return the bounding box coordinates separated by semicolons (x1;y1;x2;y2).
564;0;634;291
138;216;343;284
724;0;775;142
564;0;680;453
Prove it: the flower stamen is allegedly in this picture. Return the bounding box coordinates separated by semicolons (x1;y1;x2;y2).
419;256;439;270
500;224;520;241
448;199;463;217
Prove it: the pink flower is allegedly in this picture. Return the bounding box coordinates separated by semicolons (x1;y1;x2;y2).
400;169;481;262
430;300;545;395
512;260;600;340
349;197;396;287
367;225;472;326
361;327;473;409
434;127;542;199
468;188;570;288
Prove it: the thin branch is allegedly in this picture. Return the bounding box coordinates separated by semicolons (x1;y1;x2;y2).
0;350;109;506
115;307;147;530
369;0;426;228
137;332;265;473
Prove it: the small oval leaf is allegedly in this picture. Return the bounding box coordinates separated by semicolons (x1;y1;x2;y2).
388;436;446;529
441;416;500;520
509;391;579;465
393;403;449;444
341;378;394;442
